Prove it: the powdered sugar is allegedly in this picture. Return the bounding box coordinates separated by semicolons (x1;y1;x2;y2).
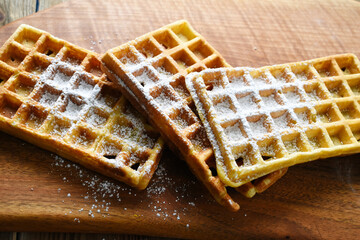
39;90;59;107
251;76;268;85
29;57;162;189
295;110;311;125
96;92;118;109
248;116;268;136
25;112;43;129
99;142;121;156
135;69;157;88
173;114;190;129
119;55;138;69
85;108;107;127
283;138;299;153
284;90;301;104
213;99;235;116
157;66;173;78
154;91;177;110
273;112;291;129
74;131;94;148
236;93;258;113
307;90;321;101
73;78;94;97
261;93;281;109
272;73;288;83
259;143;276;158
62;98;83;120
111;123;133;139
295;73;308;81
229;76;248;88
185;64;322;185
52;71;71;87
50;153;198;225
224;122;245;142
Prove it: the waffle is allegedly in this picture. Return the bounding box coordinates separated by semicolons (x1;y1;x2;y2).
0;24;164;190
101;20;287;211
186;53;360;187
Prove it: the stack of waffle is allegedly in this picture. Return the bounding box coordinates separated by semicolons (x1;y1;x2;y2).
101;20;288;211
0;21;358;211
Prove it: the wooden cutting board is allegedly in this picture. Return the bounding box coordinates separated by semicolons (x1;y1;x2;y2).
0;0;359;239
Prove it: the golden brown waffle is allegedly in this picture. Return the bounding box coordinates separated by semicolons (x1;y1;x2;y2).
101;20;287;211
186;53;360;187
0;24;164;190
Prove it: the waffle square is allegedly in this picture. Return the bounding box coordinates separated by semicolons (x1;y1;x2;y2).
0;24;164;190
101;20;287;211
186;53;360;187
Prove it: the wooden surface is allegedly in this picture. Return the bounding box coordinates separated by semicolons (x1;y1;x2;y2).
0;0;359;239
0;0;67;26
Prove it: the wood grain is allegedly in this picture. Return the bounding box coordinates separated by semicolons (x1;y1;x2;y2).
0;0;67;27
38;0;67;11
0;0;359;239
0;0;36;26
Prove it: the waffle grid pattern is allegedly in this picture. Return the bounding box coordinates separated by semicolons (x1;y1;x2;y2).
104;21;224;158
0;25;164;190
186;53;360;187
102;20;287;211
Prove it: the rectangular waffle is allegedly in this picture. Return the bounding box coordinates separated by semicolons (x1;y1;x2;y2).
101;20;287;211
0;24;164;190
186;53;360;187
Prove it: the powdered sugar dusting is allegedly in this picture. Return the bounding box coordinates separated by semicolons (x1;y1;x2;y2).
157;66;173;78
307;90;321;101
52;71;71;87
213;99;235;116
236;94;258;112
284;138;299;153
112;123;132;139
252;76;268;85
273;112;290;129
229;76;248;88
295;73;308;81
154;91;177;109
186;64;320;180
62;99;83;120
248;117;268;136
119;55;138;69
284;90;301;104
28;56;163;190
259;143;276;158
39;90;59;107
99;142;121;156
50;153;200;225
136;69;157;88
122;108;157;148
224;122;245;142
296;110;311;125
272;73;288;83
173;114;190;129
74;78;94;97
86;109;107;127
261;93;281;108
